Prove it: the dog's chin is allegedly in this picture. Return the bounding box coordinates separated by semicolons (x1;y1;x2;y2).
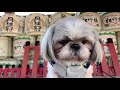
56;56;89;66
58;56;88;61
55;54;90;65
55;50;91;63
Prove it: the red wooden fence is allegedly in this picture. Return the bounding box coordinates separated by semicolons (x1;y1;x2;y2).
0;38;120;78
93;38;120;78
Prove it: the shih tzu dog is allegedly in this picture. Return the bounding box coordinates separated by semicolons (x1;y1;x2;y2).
41;16;103;78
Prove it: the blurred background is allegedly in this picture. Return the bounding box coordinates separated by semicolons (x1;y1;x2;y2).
0;12;119;69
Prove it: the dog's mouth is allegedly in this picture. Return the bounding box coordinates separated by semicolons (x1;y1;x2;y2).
56;57;84;63
56;54;89;62
60;60;88;67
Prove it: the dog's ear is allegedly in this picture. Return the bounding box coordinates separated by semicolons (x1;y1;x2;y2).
90;31;103;63
41;25;56;61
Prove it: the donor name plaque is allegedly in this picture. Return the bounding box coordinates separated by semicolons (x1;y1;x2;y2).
102;12;120;31
80;12;101;31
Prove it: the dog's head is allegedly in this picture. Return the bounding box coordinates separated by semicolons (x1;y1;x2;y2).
41;16;103;64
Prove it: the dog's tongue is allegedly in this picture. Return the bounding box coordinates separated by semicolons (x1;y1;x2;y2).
66;66;87;78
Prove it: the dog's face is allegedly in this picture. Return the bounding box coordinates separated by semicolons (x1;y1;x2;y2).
41;16;103;64
53;30;94;62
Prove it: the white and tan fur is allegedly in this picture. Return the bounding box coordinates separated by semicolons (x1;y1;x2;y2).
41;16;103;78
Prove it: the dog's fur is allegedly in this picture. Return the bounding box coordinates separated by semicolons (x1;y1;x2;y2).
41;16;103;78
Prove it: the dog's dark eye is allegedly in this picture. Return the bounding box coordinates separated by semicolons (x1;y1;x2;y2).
59;39;71;46
82;40;89;44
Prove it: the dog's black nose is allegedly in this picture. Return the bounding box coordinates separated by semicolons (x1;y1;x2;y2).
70;44;80;51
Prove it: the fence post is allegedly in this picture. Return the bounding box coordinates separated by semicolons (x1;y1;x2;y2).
31;41;40;78
20;41;30;78
107;38;120;76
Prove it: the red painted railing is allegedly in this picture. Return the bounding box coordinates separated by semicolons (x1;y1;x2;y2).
0;38;120;78
92;38;120;77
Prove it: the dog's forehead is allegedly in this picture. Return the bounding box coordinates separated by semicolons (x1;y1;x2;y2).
53;28;94;41
67;29;94;40
53;19;95;41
